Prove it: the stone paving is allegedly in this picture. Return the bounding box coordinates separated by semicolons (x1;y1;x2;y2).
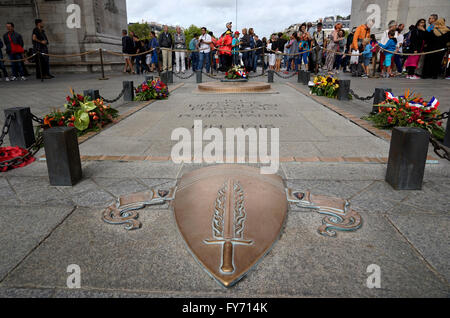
0;70;449;298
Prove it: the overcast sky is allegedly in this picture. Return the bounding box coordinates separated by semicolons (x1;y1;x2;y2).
126;0;352;38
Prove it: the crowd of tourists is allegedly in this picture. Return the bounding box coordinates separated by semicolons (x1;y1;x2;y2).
121;16;450;81
1;15;449;82
0;19;53;81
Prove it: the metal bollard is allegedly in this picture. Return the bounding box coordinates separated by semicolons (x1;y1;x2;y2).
43;127;82;186
196;70;202;83
268;70;274;83
168;71;173;84
443;109;450;148
298;70;304;83
302;71;311;85
123;81;134;102
4;107;35;148
337;80;351;101
160;71;169;84
145;75;154;82
386;127;429;190
83;89;100;101
372;88;392;114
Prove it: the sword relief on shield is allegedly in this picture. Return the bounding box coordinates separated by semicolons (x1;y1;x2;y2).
204;179;253;275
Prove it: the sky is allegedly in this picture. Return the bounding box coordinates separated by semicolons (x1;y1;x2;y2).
126;0;352;38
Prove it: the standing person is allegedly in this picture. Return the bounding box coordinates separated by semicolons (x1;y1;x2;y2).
3;22;26;81
423;16;448;79
158;25;173;72
0;38;9;81
132;35;144;74
352;19;373;51
122;30;134;74
404;19;426;79
32;19;52;79
333;29;346;73
276;32;287;72
254;35;263;72
249;28;257;72
379;21;398;74
325;23;344;74
393;24;405;75
298;24;311;71
267;34;277;70
312;22;326;74
240;28;252;71
370;34;379;76
342;27;356;72
197;27;212;73
378;30;398;78
232;31;241;66
148;31;159;73
209;32;218;72
285;33;299;73
174;26;186;74
189;33;199;72
361;38;372;78
217;28;232;71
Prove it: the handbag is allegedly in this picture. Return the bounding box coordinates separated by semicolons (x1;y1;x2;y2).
8;33;24;54
350;50;359;64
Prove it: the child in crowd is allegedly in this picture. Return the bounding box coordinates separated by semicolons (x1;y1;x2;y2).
361;38;372;78
378;30;398;78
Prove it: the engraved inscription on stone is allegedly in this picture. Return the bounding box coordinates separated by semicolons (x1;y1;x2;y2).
178;100;283;120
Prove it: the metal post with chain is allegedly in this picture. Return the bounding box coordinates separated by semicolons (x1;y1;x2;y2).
99;86;127;104
0;114;15;147
349;89;376;101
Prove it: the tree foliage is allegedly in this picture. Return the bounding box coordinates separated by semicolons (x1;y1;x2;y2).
128;22;152;39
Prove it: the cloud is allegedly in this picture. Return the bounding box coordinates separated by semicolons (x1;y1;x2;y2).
126;0;351;37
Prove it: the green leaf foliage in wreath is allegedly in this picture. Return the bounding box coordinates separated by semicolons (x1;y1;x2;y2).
74;110;90;131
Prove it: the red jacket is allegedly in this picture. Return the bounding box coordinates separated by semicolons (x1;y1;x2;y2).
217;33;233;55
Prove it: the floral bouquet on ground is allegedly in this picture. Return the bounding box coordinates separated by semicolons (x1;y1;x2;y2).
225;66;248;80
365;90;445;140
310;75;340;99
134;78;169;101
41;90;119;136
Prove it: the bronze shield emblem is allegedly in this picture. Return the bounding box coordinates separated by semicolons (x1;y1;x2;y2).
173;165;287;288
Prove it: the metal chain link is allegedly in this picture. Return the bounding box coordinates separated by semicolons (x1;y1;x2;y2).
274;72;298;79
430;136;450;161
173;71;196;80
0;114;15;147
0;135;44;171
31;113;44;125
349;89;376;101
100;87;126;104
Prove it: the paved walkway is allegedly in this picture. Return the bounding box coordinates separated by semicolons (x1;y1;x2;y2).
0;71;449;298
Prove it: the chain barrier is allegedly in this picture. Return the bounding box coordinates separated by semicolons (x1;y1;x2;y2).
172;71;196;80
0;135;43;171
430;136;450;161
99;86;127;104
349;89;375;102
31;113;44;125
0;114;15;147
274;71;298;79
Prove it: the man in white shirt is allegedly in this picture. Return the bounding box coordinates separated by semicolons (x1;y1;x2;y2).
197;27;212;72
394;24;405;74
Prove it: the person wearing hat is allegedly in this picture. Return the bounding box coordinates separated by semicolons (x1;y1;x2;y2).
216;23;233;71
232;31;241;66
